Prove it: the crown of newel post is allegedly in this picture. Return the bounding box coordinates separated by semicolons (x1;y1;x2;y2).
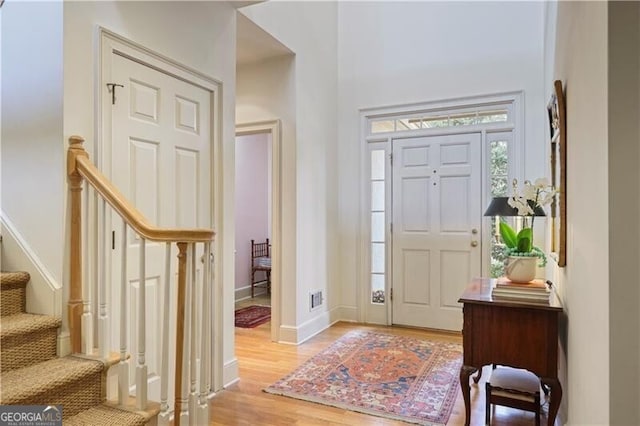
69;135;85;148
67;135;89;179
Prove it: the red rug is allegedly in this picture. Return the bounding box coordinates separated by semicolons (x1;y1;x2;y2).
265;330;462;425
234;305;271;328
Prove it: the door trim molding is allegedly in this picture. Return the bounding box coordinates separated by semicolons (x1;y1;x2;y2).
97;27;224;392
236;120;282;343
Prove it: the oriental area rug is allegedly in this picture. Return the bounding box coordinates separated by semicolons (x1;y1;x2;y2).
234;305;271;328
265;330;462;425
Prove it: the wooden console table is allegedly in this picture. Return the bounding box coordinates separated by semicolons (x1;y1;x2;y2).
458;278;563;426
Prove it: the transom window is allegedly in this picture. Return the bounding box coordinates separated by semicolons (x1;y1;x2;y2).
368;104;512;135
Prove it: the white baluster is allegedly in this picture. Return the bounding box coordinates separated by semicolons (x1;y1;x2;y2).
158;243;172;425
81;184;93;355
98;199;109;359
136;237;148;410
189;244;198;424
197;242;212;424
118;222;130;405
211;249;221;392
177;244;192;425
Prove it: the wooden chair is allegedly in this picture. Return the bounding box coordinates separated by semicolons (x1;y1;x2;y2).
486;366;541;425
251;238;271;298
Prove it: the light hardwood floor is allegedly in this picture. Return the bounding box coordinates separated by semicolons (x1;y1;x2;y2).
213;313;548;425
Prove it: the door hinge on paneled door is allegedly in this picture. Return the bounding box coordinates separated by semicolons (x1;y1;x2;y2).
389;152;393;165
390;287;393;301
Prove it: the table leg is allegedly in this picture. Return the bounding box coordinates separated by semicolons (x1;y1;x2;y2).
540;377;562;426
473;367;483;383
459;365;477;426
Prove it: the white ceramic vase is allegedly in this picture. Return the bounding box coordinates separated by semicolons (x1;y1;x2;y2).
505;256;537;283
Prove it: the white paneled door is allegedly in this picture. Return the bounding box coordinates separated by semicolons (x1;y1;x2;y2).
109;53;211;400
392;134;481;331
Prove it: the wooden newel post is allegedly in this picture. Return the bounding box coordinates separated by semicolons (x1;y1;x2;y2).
67;135;88;353
174;242;188;426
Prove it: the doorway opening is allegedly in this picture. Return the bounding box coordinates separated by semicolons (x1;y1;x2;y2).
235;121;282;342
234;131;272;307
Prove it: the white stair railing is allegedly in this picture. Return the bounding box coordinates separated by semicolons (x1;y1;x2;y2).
198;242;212;424
118;222;130;406
67;135;215;425
159;242;171;424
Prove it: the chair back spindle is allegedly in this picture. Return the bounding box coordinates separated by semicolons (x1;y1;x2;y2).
250;239;271;298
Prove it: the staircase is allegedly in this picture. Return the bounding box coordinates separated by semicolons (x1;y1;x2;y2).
0;271;159;425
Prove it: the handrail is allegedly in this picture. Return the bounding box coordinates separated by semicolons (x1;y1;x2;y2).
67;135;215;424
68;135;214;243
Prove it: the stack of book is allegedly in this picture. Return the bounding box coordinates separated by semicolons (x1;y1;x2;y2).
492;278;550;303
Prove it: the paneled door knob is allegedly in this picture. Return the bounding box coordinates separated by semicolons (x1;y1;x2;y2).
470;241;478;247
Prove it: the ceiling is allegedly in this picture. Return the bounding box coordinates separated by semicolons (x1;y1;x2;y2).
236;12;293;67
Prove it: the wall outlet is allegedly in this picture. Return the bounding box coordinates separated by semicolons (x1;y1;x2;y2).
310;290;323;310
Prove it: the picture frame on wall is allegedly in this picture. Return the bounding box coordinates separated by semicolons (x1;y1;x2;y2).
547;80;566;267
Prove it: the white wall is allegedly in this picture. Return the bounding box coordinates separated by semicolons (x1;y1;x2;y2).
551;3;640;424
61;1;238;388
608;3;640;424
235;132;271;293
552;2;610;424
337;2;546;319
239;2;339;343
1;1;64;285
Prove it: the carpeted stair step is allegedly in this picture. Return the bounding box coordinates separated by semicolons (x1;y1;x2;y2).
0;355;108;418
1;271;29;316
64;404;150;426
0;313;61;372
0;267;160;424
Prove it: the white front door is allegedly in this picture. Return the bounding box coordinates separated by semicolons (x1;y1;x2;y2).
392;134;481;330
108;52;212;400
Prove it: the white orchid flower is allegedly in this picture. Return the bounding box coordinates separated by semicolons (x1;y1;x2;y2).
508;196;533;216
539;190;556;206
509;177;556;215
534;177;550;188
522;184;537;201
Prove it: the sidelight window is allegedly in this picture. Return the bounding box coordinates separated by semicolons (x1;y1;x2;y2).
370;148;386;304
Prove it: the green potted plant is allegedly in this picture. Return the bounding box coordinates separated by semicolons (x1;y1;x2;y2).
500;178;556;282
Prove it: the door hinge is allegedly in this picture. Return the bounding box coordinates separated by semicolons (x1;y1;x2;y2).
389;152;393;165
390;222;393;233
106;83;124;105
390;288;393;301
112;230;115;250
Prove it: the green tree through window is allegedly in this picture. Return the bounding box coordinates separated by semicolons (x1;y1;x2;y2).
490;140;508;277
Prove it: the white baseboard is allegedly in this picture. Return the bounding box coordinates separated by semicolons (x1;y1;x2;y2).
331;305;358;323
1;213;61;317
223;358;239;388
57;330;71;357
234;283;269;302
278;309;335;345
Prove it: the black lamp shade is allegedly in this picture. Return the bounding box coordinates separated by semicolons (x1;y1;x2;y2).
483;197;546;217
